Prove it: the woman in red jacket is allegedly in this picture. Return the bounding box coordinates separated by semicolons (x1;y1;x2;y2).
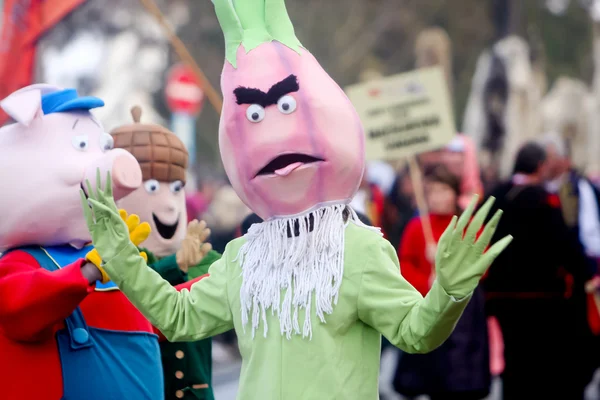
393;164;491;400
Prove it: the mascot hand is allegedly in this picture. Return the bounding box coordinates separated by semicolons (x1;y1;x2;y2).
176;220;212;273
118;209;151;262
435;196;513;299
83;209;150;284
85;249;111;284
81;169;147;267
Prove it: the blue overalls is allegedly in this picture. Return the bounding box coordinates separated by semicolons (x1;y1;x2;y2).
16;245;164;400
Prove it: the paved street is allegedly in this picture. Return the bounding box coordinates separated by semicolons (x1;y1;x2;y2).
213;361;241;400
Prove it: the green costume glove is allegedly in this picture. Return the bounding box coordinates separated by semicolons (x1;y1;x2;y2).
80;170;141;264
435;195;513;299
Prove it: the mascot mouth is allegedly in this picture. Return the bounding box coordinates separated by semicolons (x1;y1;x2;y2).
153;213;179;239
255;153;324;178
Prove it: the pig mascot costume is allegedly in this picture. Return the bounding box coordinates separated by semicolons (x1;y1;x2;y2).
0;84;170;399
81;1;513;399
113;106;219;400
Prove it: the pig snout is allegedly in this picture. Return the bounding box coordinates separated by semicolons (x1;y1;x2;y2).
84;149;142;201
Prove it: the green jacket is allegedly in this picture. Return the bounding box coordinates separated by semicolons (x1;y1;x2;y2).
108;222;471;400
143;248;221;400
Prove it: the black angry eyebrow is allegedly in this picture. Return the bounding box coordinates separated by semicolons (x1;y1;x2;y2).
234;74;299;108
267;75;299;103
234;87;268;107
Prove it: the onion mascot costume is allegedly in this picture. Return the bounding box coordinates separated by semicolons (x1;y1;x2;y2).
81;1;513;399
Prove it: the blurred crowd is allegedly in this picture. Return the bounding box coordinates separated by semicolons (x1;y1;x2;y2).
188;132;600;400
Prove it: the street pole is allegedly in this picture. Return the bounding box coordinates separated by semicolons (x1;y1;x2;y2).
171;112;197;183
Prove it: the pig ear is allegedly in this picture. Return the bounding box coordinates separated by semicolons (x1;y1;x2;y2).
0;89;43;127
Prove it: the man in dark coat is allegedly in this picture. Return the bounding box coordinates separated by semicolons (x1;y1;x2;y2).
543;133;600;262
542;133;600;392
484;142;593;400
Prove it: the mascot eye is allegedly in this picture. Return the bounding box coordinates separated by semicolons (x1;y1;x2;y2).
71;135;89;151
246;104;265;123
277;95;297;114
100;133;114;152
170;180;184;193
144;179;160;194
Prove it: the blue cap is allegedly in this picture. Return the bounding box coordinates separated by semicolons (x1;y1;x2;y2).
41;89;104;115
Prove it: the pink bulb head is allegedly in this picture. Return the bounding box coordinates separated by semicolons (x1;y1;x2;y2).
219;43;365;220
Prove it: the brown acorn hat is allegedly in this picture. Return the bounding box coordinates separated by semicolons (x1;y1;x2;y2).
111;106;188;185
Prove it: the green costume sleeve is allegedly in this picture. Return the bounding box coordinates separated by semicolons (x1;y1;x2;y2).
141;247;188;286
188;250;222;280
103;245;234;342
357;237;471;354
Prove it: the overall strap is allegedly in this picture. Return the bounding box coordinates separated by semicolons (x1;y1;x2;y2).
10;246;94;350
6;246;60;272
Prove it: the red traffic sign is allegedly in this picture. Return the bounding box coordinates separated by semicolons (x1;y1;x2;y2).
165;63;205;116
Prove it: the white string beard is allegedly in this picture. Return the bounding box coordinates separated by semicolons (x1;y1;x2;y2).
236;204;354;340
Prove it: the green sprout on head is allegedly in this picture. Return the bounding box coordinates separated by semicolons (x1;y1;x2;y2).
213;0;303;68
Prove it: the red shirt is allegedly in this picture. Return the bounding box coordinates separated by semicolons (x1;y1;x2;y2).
398;214;454;296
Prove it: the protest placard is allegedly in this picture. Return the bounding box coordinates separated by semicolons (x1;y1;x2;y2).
346;66;455;161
